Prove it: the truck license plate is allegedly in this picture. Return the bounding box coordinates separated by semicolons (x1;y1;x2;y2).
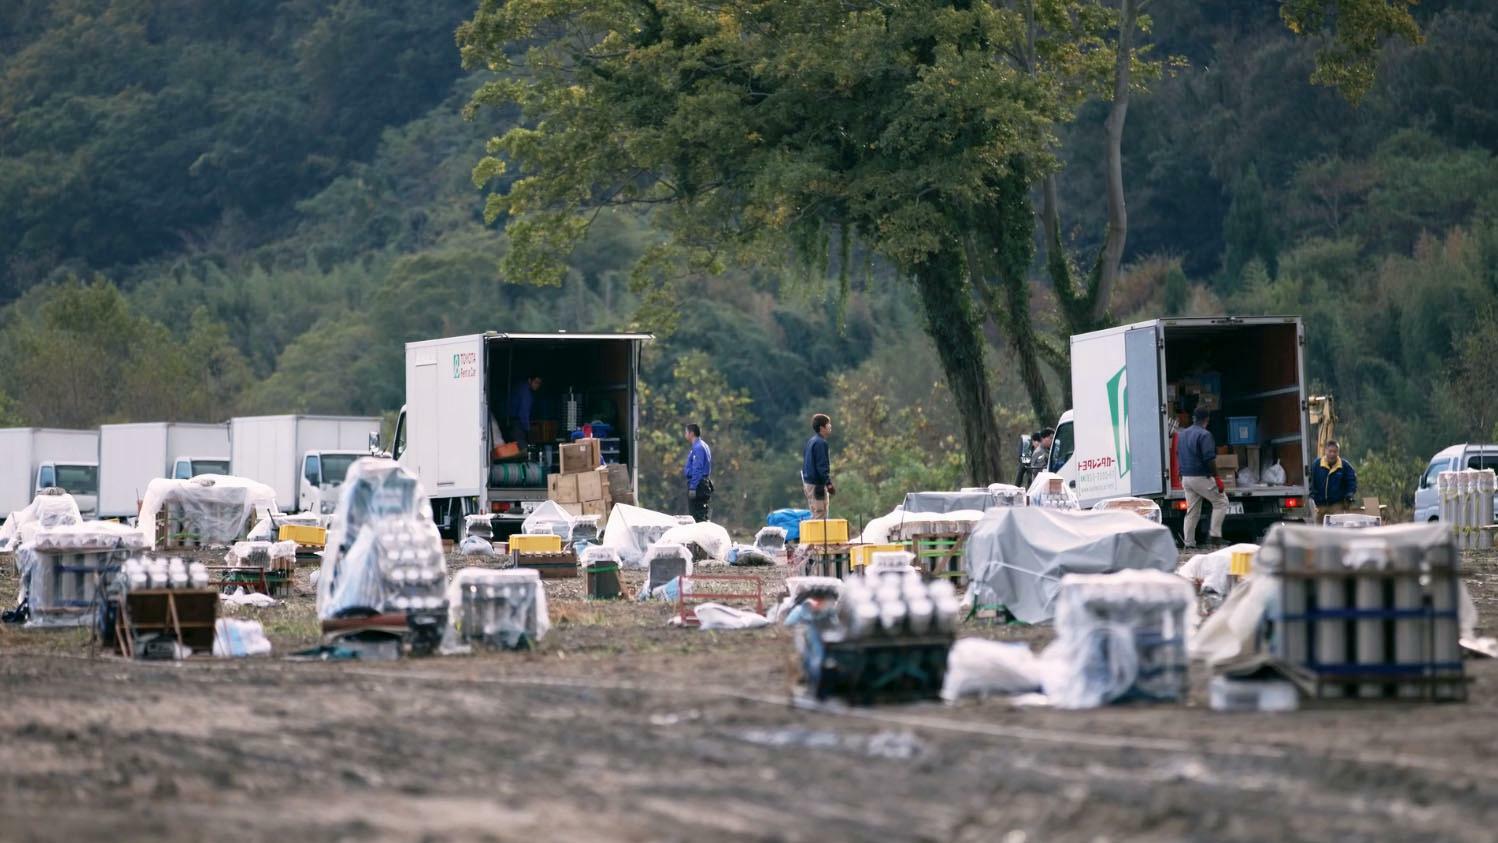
1227;502;1244;515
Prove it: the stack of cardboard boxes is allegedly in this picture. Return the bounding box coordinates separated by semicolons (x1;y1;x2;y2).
1216;451;1239;490
545;438;634;526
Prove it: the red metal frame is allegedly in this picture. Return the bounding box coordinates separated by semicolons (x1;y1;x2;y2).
675;574;764;627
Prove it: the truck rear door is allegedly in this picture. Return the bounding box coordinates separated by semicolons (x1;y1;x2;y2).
404;335;485;497
1068;323;1164;504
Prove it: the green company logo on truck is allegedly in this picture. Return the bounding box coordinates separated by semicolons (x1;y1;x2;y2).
1107;365;1132;479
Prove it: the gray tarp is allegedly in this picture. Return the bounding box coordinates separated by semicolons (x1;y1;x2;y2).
902;491;997;515
964;507;1178;623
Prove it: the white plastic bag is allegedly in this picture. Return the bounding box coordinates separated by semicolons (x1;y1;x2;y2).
214;619;272;657
691;603;770;630
460;535;498;558
1263;461;1287;485
1237;467;1260;487
940;638;1046;701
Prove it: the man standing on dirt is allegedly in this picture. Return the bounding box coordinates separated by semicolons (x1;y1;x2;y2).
1310;440;1358;524
802;414;834;518
683;423;713;523
1178;407;1228;548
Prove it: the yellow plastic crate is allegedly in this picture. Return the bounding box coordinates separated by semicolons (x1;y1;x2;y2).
1229;551;1255;577
799;518;849;545
511;533;563;553
848;543;907;569
279;524;327;546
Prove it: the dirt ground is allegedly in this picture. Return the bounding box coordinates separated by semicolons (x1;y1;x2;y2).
3;547;1498;843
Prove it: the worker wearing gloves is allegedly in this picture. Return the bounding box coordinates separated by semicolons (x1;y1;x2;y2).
1310;440;1358;524
683;423;714;523
802;414;834;518
1178;407;1229;548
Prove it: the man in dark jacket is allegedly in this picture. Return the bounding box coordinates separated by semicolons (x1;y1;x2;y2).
1177;407;1229;548
1310;440;1358;523
802;414;834;518
683;423;713;523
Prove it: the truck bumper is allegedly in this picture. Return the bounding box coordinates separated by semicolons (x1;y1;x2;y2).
1162;495;1310;545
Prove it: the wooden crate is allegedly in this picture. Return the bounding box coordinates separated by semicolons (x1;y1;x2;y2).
911;533;967;586
799;543;853;579
513;549;577;579
116;588;219;657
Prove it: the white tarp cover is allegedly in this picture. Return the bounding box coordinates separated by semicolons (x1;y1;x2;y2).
859;508;905;544
522;500;575;539
317;458;446;620
1;491;82;553
138;475;278;547
601;503;679;567
964;507;1178;623
658;521;733;561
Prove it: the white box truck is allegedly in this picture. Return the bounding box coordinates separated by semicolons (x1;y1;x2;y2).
1042;316;1311;541
229;415;381;514
98;422;231;518
0;428;101;520
392;331;651;535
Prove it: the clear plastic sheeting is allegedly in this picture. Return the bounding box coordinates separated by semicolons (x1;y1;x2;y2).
316;458;447;620
903;491;1005;515
522;501;575;540
1176;543;1259;621
442;567;550;652
569;515;602;544
247;512;322;542
460;535;499;558
138;475;279;547
1091;497;1163;524
858;508;904;544
0;490;83;552
1042;570;1194;708
18;521;142;628
225;540;297;568
964;507;1178;624
754;526;787;554
987;484;1029;509
659;521;732;562
1324;513;1382;529
641;542;693;595
214;619;273;657
29;521;146;553
602;503;680;568
1027;472;1080;510
941;638;1047;701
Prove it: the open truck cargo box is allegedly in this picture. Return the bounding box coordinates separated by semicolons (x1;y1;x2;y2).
396;332;651;531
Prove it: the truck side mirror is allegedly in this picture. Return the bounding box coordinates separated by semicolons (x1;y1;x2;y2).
368;431;381;454
1018;434;1033;466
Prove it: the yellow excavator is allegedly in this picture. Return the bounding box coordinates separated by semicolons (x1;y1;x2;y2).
1308;394;1336;455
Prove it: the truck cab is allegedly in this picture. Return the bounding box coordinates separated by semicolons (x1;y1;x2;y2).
36;460;99;518
172;457;231;480
1414;444;1498;522
299;450;363;516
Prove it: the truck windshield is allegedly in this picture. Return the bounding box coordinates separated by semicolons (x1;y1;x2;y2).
193;460;230;476
319;454;359;485
55;465;99;495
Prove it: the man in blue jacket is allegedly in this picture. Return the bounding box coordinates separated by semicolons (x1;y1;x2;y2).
802;414;834;518
1178;407;1229;548
683;423;713;522
1310;440;1358;524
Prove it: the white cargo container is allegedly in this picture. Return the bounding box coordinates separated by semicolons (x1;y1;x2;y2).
98;422;231;518
229;415;380;513
1042;316;1311;542
392;332;650;536
0;428;101;519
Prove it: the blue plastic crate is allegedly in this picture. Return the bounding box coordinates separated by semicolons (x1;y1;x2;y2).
1228;416;1258;446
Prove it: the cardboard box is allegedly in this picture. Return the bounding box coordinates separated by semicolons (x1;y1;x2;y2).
603;464;633;505
547;473;579;504
581;499;610;527
559;502;585;517
576;470;604;503
560;438;602;474
1216;454;1239;470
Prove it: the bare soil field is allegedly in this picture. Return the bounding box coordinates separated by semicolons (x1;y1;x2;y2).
2;550;1497;842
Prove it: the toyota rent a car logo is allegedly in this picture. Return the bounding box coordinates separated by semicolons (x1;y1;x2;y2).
1106;364;1132;479
452;353;460;379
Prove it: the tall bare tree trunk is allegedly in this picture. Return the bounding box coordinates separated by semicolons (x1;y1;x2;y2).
1094;0;1137;324
913;246;1005;484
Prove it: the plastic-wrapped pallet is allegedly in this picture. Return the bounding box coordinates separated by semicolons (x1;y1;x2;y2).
225;540;297;568
600;503;679;567
0;490;82;552
641;542;693;595
18;520;146;628
754;526;787;554
1026;472;1080;510
442;567;550;652
569;514;602;543
316;459;447;621
1257;521;1464;700
986;484;1028;509
138;475;279;547
1091;496;1163;524
1041;570;1194;708
1324;513;1381;529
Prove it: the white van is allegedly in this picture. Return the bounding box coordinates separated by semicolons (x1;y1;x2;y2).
1413;444;1498;522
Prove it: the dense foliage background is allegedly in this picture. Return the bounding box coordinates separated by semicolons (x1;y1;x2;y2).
1;0;1493;527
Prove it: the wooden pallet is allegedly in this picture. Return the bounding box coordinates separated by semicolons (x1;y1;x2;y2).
798;542;853;579
513;549;578;579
